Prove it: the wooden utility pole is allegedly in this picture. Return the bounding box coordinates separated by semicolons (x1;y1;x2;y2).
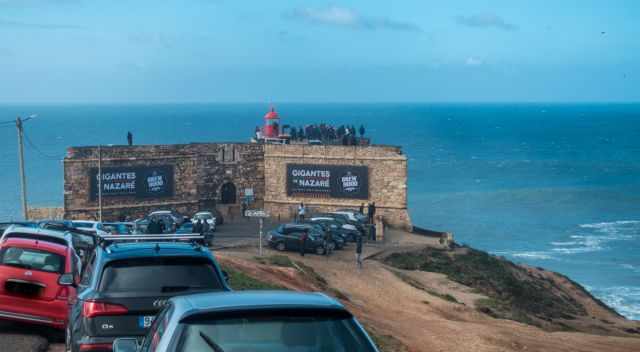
16;117;28;220
98;145;103;222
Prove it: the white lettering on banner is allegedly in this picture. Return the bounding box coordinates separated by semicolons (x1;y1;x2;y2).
291;169;331;178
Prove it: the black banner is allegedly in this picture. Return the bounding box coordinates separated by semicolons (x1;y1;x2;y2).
287;164;369;199
89;166;174;200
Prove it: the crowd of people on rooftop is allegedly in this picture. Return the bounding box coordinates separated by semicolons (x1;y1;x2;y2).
287;124;366;145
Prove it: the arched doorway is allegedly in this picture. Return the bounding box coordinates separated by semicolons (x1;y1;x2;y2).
220;182;237;204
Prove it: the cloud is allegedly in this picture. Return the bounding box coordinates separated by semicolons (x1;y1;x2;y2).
285;6;422;32
465;56;483;66
456;14;518;31
0;18;81;30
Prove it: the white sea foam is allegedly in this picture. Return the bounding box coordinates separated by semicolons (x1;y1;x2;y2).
589;286;640;321
495;251;554;260
548;220;640;256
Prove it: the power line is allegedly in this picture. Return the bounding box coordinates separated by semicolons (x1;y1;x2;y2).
23;131;62;160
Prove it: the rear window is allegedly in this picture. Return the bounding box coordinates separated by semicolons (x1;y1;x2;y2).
0;247;65;274
99;257;223;294
72;222;94;228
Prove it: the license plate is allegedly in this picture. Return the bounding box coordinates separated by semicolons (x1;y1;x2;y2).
139;315;155;328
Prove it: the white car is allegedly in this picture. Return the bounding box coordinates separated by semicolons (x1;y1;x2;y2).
71;220;109;236
191;211;217;231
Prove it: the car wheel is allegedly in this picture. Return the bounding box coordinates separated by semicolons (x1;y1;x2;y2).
315;246;325;255
276;242;286;251
66;324;74;352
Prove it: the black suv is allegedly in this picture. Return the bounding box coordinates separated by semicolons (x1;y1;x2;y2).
66;238;230;352
267;224;327;255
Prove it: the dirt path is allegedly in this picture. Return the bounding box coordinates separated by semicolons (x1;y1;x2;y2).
219;233;640;352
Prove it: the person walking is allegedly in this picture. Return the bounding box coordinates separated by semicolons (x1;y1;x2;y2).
299;231;308;257
359;203;364;214
367;203;374;224
355;234;363;269
297;202;306;222
193;218;202;234
127;131;133;146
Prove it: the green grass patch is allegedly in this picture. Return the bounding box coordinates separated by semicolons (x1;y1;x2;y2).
254;255;296;268
384;247;588;329
222;265;287;291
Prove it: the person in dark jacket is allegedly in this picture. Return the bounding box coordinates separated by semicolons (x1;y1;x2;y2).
299;231;308;256
359;203;364;214
201;219;210;234
193;219;202;234
355;235;363;269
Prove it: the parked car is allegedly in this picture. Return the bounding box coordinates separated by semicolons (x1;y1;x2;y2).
148;210;186;227
176;222;213;246
0;236;79;330
1;225;95;273
112;291;380;352
301;222;345;250
311;214;362;239
191;211;217;232
267;224;327;255
103;222;135;235
67;238;230;352
71;220;110;236
0;222;37;235
308;217;359;243
335;209;368;223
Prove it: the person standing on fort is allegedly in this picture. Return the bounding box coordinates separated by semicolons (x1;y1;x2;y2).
355;234;363;269
298;202;306;222
127;131;133;146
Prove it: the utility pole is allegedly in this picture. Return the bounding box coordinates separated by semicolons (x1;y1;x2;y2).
98;145;103;222
16;117;28;220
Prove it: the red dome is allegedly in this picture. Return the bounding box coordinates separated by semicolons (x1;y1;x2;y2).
264;107;279;120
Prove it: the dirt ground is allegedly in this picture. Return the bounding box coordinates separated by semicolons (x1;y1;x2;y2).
219;228;640;352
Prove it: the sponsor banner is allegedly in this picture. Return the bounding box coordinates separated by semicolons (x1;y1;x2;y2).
89;166;174;200
286;164;368;199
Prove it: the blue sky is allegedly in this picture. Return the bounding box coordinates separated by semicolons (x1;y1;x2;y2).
0;0;638;103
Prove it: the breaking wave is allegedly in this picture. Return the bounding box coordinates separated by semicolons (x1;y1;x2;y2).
589;286;640;321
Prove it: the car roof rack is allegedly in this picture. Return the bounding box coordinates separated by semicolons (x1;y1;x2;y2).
98;234;205;248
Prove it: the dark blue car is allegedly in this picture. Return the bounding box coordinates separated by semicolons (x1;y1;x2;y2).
66;238;230;352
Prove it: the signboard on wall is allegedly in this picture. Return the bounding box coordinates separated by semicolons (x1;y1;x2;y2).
286;164;369;199
89;165;174;200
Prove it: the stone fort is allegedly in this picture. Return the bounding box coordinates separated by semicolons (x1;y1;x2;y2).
63;143;410;228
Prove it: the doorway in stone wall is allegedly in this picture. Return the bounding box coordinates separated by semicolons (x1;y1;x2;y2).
220;182;237;204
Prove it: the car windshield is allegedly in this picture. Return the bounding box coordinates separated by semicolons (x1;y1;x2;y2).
0;247;65;274
195;214;213;220
177;313;376;352
72;222;95;228
99;257;223;294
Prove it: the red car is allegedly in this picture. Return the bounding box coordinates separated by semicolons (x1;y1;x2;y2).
0;237;78;329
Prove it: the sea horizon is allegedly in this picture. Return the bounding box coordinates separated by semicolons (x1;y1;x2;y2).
1;102;639;320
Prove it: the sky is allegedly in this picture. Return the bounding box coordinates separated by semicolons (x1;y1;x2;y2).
0;0;638;103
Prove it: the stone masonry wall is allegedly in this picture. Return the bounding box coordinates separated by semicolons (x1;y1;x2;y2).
64;143;264;221
263;144;411;228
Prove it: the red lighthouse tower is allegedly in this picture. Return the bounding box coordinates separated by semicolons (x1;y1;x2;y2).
263;107;280;138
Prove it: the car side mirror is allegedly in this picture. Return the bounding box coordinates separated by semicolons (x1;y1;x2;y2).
113;338;139;352
222;270;230;283
58;273;76;287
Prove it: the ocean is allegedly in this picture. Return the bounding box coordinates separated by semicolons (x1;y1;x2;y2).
1;103;639;320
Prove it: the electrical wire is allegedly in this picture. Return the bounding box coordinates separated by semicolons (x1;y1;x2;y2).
23;131;63;161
